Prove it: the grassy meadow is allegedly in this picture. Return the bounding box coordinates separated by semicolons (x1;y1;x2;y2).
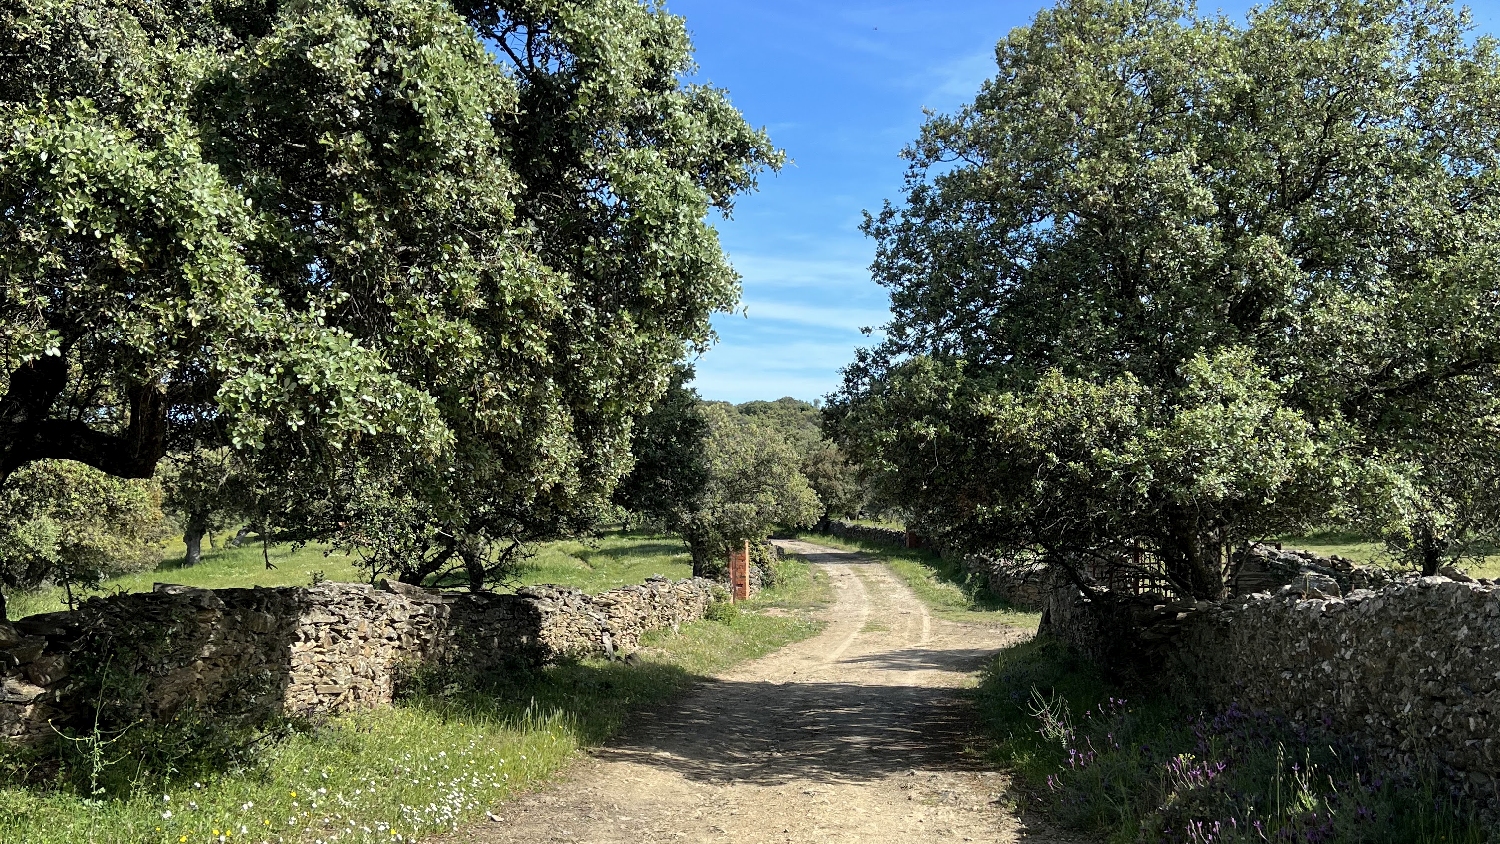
7;531;700;620
0;535;831;844
1271;530;1500;580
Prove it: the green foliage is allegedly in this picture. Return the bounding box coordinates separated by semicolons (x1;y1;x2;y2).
613;365;710;533
157;449;254;567
975;637;1483;843
681;404;822;575
832;0;1500;595
800;445;865;521
703;599;739;624
0;460;168;615
1;0;780;603
733;397;823;459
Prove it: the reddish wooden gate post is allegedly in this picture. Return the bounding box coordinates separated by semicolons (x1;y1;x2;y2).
727;540;751;601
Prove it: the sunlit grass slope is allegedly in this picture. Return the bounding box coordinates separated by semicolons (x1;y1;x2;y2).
9;531;699;619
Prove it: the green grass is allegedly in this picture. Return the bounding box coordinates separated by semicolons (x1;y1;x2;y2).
7;542;362;619
1272;530;1500;580
0;536;830;844
509;533;693;593
975;636;1484;843
793;532;1041;627
8;531;699;621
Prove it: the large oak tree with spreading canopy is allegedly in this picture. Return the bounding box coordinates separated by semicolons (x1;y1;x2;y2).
0;0;779;602
829;0;1500;599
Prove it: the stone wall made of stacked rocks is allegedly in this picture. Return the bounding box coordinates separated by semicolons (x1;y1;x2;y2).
0;576;718;747
1163;576;1500;809
1038;543;1500;811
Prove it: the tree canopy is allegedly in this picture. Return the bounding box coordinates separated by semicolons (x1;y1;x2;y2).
830;0;1500;597
1;0;780;591
0;460;168;617
681;404;821;577
612;365;710;534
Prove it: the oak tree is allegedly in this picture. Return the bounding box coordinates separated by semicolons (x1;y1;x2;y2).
1;0;779;590
831;0;1500;597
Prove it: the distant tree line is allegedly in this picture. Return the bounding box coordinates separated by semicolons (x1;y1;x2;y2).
613;371;869;577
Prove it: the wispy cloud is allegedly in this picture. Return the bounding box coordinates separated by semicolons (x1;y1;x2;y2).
736;300;889;332
729;252;874;290
922;50;995;107
691;337;867;403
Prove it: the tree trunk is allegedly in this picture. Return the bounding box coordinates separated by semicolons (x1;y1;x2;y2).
687;534;725;580
1416;523;1442;577
1162;508;1225;600
461;543;486;592
0;590;7;622
183;517;207;567
229;527;251;547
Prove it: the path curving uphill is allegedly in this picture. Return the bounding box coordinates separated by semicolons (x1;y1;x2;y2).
450;539;1057;843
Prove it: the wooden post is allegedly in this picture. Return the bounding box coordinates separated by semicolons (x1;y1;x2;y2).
728;540;751;601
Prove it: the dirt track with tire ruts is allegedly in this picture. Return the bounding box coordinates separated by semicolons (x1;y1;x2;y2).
447;539;1072;844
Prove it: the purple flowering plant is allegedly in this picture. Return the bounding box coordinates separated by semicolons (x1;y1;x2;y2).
977;637;1480;843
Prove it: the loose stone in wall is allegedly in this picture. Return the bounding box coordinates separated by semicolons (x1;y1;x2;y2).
1164;576;1500;811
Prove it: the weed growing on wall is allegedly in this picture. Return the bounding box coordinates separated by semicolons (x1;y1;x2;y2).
977;638;1483;843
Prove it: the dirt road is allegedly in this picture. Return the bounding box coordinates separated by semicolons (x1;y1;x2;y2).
451;539;1048;843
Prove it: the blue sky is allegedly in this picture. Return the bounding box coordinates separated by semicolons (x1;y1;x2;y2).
671;0;1500;404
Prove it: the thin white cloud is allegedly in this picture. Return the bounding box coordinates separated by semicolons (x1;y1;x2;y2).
729;253;873;290
737;301;889;332
923;50;995;106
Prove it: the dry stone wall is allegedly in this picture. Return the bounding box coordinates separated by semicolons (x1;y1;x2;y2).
1040;544;1500;811
0;576;717;746
1164;576;1500;808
